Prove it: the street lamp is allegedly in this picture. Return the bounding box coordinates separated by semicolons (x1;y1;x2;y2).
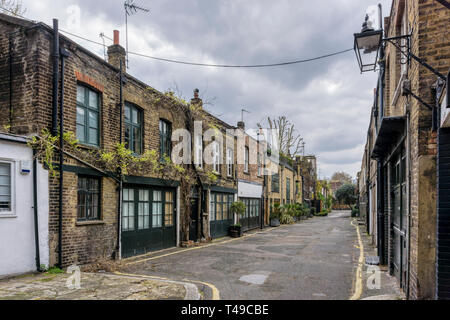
353;14;383;73
353;12;447;111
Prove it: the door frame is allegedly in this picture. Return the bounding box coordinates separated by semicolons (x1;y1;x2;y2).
121;184;177;258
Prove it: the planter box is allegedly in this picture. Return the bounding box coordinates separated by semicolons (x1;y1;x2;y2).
270;218;280;227
229;226;243;237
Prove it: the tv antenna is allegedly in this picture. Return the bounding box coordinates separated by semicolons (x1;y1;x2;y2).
99;32;113;60
241;109;250;122
124;0;149;68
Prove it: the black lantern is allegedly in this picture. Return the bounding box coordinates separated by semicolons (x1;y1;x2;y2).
354;14;383;73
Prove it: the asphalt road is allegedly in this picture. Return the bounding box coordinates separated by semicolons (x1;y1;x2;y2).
122;210;358;300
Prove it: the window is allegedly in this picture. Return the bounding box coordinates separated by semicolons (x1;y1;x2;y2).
124;103;142;154
122;188;135;231
244;147;249;173
271;173;280;193
76;85;100;146
0;162;12;213
212;141;221;173
210;193;233;221
195;134;203;169
165;191;174;227
286;178;291;203
226;148;233;177
77;176;100;221
138;189;150;230
152;190;162;227
159;119;172;160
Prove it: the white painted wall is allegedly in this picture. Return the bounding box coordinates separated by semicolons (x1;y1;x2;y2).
0;139;49;277
237;180;263;199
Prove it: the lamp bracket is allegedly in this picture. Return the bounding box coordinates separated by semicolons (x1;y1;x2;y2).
383;34;446;80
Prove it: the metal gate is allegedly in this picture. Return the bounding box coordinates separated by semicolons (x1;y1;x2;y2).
437;127;450;299
239;198;260;231
121;187;176;258
209;193;233;238
390;148;407;288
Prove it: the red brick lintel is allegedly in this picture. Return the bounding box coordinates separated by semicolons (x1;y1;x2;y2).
75;71;104;92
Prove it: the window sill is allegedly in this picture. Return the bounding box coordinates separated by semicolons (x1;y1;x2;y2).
0;213;17;219
78;143;101;152
76;220;105;226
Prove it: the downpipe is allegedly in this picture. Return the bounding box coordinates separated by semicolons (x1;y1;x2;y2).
58;46;70;268
33;149;42;272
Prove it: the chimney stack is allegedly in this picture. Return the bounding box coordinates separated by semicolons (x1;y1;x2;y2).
237;121;245;131
191;88;203;108
107;30;126;70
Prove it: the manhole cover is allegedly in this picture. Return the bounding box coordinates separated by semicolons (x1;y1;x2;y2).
239;273;270;285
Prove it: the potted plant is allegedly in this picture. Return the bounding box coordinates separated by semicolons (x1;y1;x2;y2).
270;203;281;227
229;223;242;238
229;201;246;237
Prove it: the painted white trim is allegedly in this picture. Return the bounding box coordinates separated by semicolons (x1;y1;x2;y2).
0;158;16;217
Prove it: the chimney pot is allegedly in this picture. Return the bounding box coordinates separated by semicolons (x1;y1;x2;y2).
237;121;245;130
113;30;120;45
194;88;199;99
191;88;203;108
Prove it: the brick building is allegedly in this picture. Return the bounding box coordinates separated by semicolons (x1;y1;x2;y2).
236;122;264;231
0;12;245;269
356;0;450;299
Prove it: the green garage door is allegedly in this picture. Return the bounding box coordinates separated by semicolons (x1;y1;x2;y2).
210;193;234;238
121;187;176;258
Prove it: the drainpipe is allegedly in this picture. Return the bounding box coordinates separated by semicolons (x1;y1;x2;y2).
57;47;70;269
33;149;42;272
9;36;13;132
116;60;124;259
51;19;59;136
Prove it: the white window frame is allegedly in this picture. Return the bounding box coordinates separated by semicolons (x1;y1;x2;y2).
0;159;15;217
212;141;221;173
195;134;203;169
226;148;233;177
244;147;249;173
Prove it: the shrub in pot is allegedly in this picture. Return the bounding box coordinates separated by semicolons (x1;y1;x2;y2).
229;223;242;237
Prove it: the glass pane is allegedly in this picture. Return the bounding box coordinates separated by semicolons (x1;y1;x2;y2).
76;124;85;142
153;191;161;201
122;216;129;230
123;201;129;217
124;105;131;122
0;175;10;185
132;108;138;124
124;125;131;149
76;106;85;124
123;189;129;201
133;127;141;153
77;203;85;220
140;189;149;201
88;128;98;145
89;111;98;128
76;86;85;103
88;91;98;109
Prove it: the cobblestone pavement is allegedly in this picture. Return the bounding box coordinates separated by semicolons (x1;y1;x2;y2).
0;271;195;300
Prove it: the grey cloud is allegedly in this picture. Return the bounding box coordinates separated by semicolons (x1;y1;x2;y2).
24;0;392;178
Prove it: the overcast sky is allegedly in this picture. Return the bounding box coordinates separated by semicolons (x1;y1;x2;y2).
21;0;392;179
